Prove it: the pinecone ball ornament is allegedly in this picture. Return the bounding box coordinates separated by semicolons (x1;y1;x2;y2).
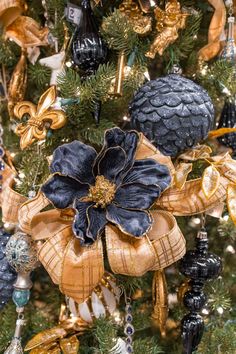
130;74;214;157
0;228;16;310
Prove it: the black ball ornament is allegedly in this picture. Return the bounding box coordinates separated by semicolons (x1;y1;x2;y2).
130;74;214;157
0;228;16;310
71;0;108;75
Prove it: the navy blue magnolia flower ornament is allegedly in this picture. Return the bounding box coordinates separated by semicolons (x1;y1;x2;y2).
42;128;171;245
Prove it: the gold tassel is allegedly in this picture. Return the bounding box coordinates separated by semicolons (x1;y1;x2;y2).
151;270;168;337
7;48;27;118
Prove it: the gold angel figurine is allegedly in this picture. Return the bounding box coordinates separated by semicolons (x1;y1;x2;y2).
146;0;188;58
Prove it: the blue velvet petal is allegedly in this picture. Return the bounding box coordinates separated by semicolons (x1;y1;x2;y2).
114;183;160;209
42;174;89;209
93;128;139;180
98;146;126;183
72;200;94;246
87;206;107;240
50;141;97;184
122;159;171;191
106;204;152;237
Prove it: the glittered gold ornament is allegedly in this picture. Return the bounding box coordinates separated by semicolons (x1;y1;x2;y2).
146;0;188;58
151;270;168;337
0;0;26;28
5;16;49;47
119;0;152;35
13;86;67;149
7;49;27;118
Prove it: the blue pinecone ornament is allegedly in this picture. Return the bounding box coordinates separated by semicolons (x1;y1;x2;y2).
0;228;16;310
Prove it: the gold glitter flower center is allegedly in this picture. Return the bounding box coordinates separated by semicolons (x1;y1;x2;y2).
88;175;116;208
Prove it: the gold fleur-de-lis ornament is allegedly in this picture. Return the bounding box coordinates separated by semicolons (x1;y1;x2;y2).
13;86;67;149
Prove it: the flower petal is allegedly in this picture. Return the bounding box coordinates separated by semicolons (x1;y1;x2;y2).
114;183;160;209
106;204;152;237
94;128;139;179
87;206;107;241
98;146;126;182
50;141;97;184
72;200;94;245
41;174;89;209
122;159;171;191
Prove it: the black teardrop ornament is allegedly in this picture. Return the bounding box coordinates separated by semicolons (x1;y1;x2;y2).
71;0;108;76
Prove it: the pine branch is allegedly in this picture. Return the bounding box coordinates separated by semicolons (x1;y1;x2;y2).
28;63;51;91
133;338;164;354
102;10;141;55
93;317;118;353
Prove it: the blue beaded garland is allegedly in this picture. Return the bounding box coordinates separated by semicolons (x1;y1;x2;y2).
0;160;5;171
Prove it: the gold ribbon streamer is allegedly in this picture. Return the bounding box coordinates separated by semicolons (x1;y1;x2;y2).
198;0;226;62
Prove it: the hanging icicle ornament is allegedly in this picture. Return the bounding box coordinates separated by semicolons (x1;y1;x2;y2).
220;1;236;62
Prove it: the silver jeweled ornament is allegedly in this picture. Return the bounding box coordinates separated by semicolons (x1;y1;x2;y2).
5;232;38;273
4;232;38;354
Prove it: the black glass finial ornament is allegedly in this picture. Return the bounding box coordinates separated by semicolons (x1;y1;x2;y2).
179;225;222;354
71;0;108;76
217;99;236;152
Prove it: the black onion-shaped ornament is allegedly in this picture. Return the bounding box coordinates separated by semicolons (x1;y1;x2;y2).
0;228;16;310
217;99;236;151
179;228;222;354
130;74;214;157
71;0;108;76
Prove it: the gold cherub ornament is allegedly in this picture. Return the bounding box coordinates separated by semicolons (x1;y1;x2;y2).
146;0;188;58
119;0;152;35
13;86;67;149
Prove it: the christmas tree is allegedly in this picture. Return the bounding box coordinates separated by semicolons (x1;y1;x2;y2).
0;0;235;353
